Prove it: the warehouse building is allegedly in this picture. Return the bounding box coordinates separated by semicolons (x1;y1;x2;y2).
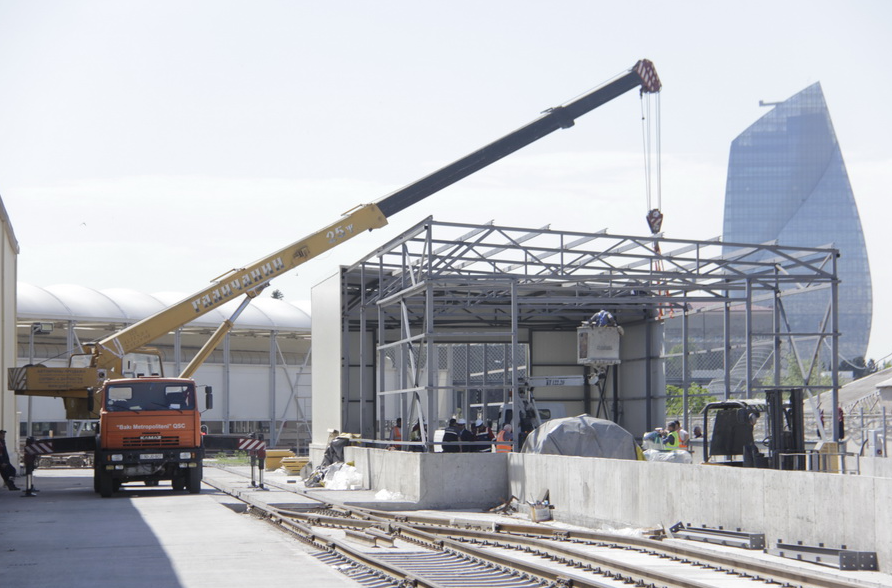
14;283;312;451
0;197;19;464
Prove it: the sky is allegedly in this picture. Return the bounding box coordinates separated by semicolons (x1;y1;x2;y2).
0;1;890;361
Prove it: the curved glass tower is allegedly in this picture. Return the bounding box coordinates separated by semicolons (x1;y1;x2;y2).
722;82;872;366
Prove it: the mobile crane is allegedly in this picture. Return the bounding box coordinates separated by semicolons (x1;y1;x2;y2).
9;59;660;496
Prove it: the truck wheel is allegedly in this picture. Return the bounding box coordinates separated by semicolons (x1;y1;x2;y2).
186;465;202;494
98;471;114;498
93;468;100;493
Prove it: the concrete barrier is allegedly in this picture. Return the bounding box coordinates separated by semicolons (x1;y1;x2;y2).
315;444;892;567
510;453;892;569
345;447;509;510
861;456;892;479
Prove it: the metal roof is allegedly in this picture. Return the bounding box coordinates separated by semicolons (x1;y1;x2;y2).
343;218;839;330
17;283;310;332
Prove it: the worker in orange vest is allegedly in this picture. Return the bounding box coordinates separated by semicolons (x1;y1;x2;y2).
389;417;402;450
674;420;690;450
495;424;513;453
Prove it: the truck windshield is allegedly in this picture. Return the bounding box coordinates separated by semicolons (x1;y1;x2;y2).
106;382;195;411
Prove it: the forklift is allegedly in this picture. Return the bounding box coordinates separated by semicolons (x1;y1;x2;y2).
702;388;806;470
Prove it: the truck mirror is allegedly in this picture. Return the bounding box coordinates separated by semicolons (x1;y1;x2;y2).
86;388;95;413
205;386;213;410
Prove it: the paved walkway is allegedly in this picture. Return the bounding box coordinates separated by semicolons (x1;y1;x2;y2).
5;465;890;588
0;468;360;588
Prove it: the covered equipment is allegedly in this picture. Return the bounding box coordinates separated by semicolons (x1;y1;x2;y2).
521;414;639;460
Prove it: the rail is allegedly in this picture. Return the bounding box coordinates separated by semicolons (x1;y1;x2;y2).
204;465;872;588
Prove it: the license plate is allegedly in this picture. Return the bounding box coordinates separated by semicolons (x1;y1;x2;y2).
140;453;163;460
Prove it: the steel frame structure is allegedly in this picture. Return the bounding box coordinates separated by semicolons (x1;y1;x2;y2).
337;218;841;442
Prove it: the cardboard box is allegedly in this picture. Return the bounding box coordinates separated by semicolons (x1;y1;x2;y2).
530;505;552;522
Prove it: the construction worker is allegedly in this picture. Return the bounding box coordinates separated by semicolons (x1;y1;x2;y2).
389;417;402;450
495;424;513;453
442;418;461;453
473;419;492;452
408;421;426;452
0;430;19;491
674;420;690;450
457;419;474;452
661;422;680;449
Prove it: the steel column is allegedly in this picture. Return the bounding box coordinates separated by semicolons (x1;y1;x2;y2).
269;330;278;446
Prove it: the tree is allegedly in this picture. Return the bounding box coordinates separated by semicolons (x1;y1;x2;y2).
774;351;833;387
841;356;878;380
270;289;284;300
665;383;715;416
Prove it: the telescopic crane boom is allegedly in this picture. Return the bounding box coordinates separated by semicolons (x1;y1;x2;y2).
10;59;660;418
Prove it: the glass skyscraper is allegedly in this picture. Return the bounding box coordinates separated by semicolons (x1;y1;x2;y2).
722;82;872;366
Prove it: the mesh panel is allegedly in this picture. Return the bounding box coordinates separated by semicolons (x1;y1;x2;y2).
379;342;527;428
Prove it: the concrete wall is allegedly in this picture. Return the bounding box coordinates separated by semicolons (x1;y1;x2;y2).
345;447;509;510
311;272;343;446
0;198;18;464
861;456;892;479
510;454;892;567
323;443;892;565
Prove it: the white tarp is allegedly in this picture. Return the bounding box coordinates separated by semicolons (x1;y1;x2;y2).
323;463;363;489
521;414;639;460
643;449;693;464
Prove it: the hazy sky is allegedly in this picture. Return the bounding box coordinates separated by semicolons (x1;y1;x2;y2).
1;2;890;360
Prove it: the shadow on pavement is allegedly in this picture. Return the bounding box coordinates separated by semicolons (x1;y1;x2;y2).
0;471;185;588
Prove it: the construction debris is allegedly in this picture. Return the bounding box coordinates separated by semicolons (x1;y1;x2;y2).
277;456;309;475
527;489;554;523
488;496;520;515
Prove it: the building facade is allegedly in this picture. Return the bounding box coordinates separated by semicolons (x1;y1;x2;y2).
0;197;19;466
722;82;871;369
15;284;313;451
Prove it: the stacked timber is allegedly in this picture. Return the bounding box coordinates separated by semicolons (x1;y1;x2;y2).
264;449;295;471
278;456;310;475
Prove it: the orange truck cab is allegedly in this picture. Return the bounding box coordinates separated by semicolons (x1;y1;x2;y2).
95;376;207;497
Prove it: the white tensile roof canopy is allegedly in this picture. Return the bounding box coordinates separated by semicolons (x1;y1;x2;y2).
17;283;311;333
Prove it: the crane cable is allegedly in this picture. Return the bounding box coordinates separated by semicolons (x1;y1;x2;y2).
641;91;663;234
641;91;671;318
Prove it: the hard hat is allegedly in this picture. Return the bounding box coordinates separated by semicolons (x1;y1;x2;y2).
457;418;466;425
475;419;483;427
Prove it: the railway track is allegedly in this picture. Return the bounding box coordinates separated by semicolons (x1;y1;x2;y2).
202;466;874;588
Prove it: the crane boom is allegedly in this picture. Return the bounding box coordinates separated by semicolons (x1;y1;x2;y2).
93;203;388;369
10;59;660;409
376;59;660;217
100;59;659;368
